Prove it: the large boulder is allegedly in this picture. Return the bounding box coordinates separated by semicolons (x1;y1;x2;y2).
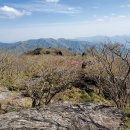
0;103;124;130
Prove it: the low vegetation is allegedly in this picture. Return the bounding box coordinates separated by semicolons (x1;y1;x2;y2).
0;43;130;128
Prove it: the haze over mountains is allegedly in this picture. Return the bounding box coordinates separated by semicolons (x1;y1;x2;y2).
77;35;130;45
0;35;130;54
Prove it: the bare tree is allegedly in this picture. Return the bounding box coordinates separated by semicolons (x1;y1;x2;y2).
91;43;130;108
25;66;79;107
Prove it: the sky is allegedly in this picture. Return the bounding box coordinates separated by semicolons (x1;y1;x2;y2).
0;0;130;42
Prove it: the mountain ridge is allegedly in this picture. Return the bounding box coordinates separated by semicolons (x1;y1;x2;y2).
0;38;92;53
0;36;130;54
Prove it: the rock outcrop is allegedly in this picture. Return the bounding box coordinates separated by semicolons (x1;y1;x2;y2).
0;103;124;130
26;47;75;56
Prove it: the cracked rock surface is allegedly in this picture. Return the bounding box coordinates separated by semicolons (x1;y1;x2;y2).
0;103;124;130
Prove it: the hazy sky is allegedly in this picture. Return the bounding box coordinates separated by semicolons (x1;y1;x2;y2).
0;0;130;42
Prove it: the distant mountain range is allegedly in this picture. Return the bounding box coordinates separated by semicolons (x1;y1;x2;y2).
76;35;130;47
0;36;130;54
0;38;93;54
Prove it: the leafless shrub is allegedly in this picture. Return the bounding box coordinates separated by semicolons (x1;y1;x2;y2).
89;43;130;108
24;66;79;107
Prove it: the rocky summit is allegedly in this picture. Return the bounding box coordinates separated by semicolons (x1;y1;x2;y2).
0;103;124;130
